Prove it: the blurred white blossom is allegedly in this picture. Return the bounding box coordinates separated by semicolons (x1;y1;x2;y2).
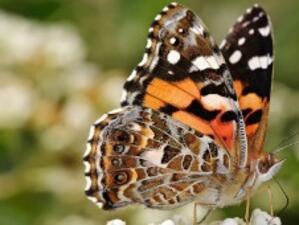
0;74;36;128
100;74;126;107
106;209;281;225
0;10;85;67
107;219;126;225
0;9;104;136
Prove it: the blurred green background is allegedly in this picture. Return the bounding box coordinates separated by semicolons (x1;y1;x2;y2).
0;0;298;224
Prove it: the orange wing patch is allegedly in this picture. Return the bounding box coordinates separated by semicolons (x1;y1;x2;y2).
147;78;194;108
173;110;214;136
144;77;238;151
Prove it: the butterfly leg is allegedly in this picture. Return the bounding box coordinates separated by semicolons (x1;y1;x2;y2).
267;184;274;216
193;203;213;225
197;209;212;225
244;191;251;224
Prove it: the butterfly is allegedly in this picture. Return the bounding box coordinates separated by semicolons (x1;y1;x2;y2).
83;2;283;216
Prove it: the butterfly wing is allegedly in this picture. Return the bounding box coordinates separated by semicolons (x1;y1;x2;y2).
220;5;273;158
121;3;247;167
84;106;232;209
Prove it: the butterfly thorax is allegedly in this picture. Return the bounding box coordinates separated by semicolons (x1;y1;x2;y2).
196;152;283;208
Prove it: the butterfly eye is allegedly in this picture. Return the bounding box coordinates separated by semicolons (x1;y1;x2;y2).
258;160;270;173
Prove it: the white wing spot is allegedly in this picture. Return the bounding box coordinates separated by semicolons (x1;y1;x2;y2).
206;56;219;69
253;16;259;22
168;70;174;75
169;37;177;45
249;29;255;35
238;37;246;46
87;125;95;141
96;202;103;208
258;25;271;36
85;176;92;191
142;148;165;167
162;6;169;12
146;38;152;49
149;42;161;72
237;15;244;22
83;143;92;158
229;50;242;64
129;123;142;131
242;21;250;28
167;50;181;64
254;3;259;8
83;161;91;173
248;57;260;71
138;53;148;66
191;56;220;71
219;39;226;49
127;70;137;82
246;7;253;14
178;28;184;33
155;14;162;21
190;26;204;35
109;108;123;114
148;27;154;33
87;196;98;203
94;114;108;125
248;55;273;70
120;90;127;103
202;94;231;111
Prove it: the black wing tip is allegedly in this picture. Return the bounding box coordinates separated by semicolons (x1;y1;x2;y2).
247;3;269;16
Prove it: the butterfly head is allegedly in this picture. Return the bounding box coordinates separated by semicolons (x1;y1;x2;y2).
256;153;284;183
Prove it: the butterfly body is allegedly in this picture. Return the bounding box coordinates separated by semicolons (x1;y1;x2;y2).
84;2;283;212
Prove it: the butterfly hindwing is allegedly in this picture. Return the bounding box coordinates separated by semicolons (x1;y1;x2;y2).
83;106;232;209
121;3;247;166
220;5;273;157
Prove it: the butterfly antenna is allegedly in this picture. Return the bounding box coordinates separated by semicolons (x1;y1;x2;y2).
273;177;289;216
273;141;299;154
273;130;299;149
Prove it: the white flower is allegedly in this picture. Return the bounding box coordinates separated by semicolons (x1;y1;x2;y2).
0;74;35;128
106;209;281;225
250;209;281;225
160;220;176;225
62;96;94;130
0;10;86;68
100;75;126;107
106;219;126;225
43;25;86;68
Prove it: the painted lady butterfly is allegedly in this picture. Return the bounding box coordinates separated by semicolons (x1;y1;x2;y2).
83;2;283;217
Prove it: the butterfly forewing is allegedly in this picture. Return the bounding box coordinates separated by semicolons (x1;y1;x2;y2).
220;5;273;158
121;2;247;166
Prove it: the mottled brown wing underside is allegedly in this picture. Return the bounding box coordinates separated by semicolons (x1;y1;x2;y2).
83;106;231;209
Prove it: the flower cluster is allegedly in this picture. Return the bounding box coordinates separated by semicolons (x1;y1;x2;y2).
107;209;281;225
